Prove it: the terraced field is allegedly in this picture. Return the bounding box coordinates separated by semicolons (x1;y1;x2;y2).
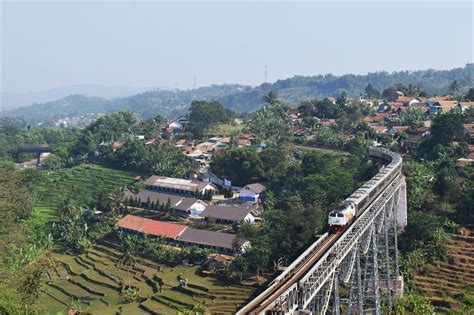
40;243;257;314
412;231;474;313
34;164;135;220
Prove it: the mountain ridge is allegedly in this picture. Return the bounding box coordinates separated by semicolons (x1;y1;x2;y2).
2;64;472;124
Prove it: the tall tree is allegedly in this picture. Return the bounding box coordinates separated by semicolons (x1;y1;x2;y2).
448;80;461;95
187;100;232;138
117;237;137;290
364;84;381;99
262;91;280;106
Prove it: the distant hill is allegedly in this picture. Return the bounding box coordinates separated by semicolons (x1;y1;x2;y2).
219;64;473;112
2;64;472;124
1;84;168;110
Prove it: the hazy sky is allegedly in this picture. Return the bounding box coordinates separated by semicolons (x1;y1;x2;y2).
1;1;473;93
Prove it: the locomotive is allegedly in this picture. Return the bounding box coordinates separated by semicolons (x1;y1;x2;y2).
328;147;402;233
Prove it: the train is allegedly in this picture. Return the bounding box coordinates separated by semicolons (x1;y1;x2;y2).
236;147;402;315
328;147;402;233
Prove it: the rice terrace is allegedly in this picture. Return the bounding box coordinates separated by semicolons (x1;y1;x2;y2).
42;242;256;314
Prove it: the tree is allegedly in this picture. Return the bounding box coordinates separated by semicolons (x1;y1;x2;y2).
398;108;426;128
465;87;474;101
187;100;232;138
117;237;137;291
364;84;381;99
18;254;57;312
165;198;172;212
262;91;280;105
448;80;461;95
382;87;399;101
210;147;265;186
391;294;435;315
242;246;270;277
430;112;464;147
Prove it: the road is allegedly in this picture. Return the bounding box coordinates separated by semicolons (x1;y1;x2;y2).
294;145;350;155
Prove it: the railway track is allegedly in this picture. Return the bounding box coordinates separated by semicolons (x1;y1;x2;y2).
243;233;339;314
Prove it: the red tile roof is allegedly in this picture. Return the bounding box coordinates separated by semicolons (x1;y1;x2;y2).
116;215;187;239
396;96;419;103
366;113;389;123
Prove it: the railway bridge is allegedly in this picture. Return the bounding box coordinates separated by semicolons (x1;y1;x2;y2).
238;147;407;315
16;144;53;166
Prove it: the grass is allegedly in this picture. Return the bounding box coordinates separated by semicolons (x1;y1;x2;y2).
39;245;257;314
34;164;135;220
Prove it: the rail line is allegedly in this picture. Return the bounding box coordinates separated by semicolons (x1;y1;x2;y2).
248;234;339;314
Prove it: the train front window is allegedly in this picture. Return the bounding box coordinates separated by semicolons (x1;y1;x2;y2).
330;213;336;217
337;213;344;217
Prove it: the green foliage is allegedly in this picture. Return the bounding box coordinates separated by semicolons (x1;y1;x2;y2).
364;83;381;99
210;147;265;186
248;102;290;145
102;140;195;177
403;161;435;211
391;294;435;315
399;211;451;265
115;232;210;266
465;87;474;101
52;207;111;253
187;100;233;138
398;108;426;128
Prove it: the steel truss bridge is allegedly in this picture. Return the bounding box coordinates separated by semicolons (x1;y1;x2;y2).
15;144;53;166
238;148;406;315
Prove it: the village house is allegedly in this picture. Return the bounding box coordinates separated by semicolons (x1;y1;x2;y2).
239;183;266;202
200;205;256;224
176;228;250;254
123;188;207;215
318;119;337;128
427;100;460;114
144;175;218;196
116;215;249;253
396;96;421;106
174;198;208;217
117;214;187;239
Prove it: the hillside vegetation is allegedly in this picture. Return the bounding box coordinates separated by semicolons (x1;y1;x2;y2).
411;230;474;314
2;64;472;123
34;164;135;220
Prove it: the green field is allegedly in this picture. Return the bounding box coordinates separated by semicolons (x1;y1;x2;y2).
34;164;136;220
40;242;256;314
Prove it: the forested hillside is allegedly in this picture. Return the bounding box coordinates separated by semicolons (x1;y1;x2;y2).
2;64;472;124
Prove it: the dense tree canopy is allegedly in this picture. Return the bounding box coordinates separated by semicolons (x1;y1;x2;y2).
187;100;233;138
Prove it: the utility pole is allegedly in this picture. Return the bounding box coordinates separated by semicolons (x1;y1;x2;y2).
265;64;268;83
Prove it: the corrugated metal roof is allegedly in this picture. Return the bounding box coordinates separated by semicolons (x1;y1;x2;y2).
177;228;237;250
201;205;251;222
116;215;187;239
124;189;183;207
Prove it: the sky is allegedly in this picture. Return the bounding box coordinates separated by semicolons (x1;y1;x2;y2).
1;1;473;93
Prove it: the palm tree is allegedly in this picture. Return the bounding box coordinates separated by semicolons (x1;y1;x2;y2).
262;91;279;106
449;80;461;96
117;238;136;290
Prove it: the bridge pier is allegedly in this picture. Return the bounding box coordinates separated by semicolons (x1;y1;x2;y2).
36;152;42;167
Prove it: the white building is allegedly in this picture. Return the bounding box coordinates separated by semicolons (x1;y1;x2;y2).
239;183;266;202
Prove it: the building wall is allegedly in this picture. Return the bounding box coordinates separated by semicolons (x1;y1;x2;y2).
239;188;259;202
244;213;256;224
